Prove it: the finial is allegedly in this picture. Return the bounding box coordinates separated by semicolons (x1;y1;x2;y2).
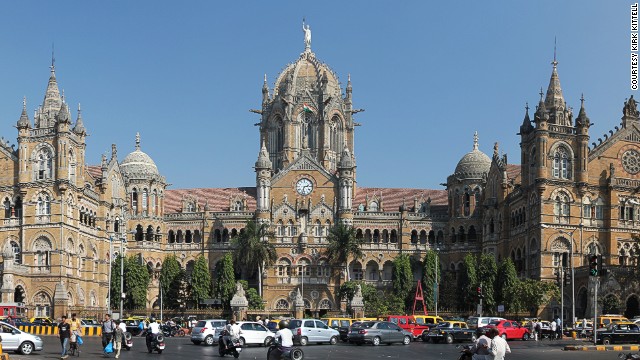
539;87;544;101
61;89;65;103
264;73;267;83
78;103;81;112
473;131;479;150
135;132;141;150
552;37;558;68
348;73;351;82
51;43;56;73
580;93;585;107
525;102;529;112
22;96;26;109
493;142;499;157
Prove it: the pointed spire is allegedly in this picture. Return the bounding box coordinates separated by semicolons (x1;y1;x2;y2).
255;136;272;169
346;73;352;101
56;102;71;124
338;143;355;168
472;131;479;150
262;74;270;103
576;93;591;127
520;102;533;134
135;132;141;150
43;54;62;113
73;103;86;135
544;42;565;112
17;96;30;128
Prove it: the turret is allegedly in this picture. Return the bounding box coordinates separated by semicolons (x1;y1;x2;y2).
576;95;591;184
337;145;356;221
17;97;30;129
534;89;549;181
255;139;272;214
73;104;86;136
262;74;269;105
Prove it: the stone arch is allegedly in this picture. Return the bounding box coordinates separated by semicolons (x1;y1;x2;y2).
577;286;588;319
365;260;379;281
32;290;52;317
625;294;640;319
273;298;290;311
349;260;363;281
382;260;393;281
14;284;26;303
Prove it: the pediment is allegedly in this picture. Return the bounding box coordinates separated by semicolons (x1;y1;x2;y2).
271;151;336;184
589;123;640;161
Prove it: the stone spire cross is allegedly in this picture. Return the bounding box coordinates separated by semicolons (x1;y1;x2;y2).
135;132;141;150
473;131;479;150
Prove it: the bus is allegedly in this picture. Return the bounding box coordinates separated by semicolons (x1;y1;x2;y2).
0;302;27;319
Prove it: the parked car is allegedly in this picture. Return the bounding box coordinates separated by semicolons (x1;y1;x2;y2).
322;318;353;330
348;321;412;346
593;322;640;345
28;317;55;326
236;321;275;347
81;319;100;327
423;321;476;344
0;321;44;354
413;315;444;327
597;315;630;329
466;316;505;330
380;315;430;340
121;318;144;336
487;320;530;340
289;319;339;346
340;321;363;342
191;319;227;346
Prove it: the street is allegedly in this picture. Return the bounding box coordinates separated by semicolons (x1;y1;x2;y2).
5;335;631;360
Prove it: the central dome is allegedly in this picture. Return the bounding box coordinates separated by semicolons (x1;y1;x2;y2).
273;51;342;99
120;133;160;178
454;133;491;179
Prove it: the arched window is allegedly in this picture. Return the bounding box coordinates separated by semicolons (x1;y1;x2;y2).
297;258;310;277
554;192;570;223
33;237;52;272
315;220;322;237
277;259;291;277
3;198;10;218
552;146;572;180
529;147;537;184
233;201;243;212
288;220;296;237
168;230;175;243
36;149;53;180
68;150;76;183
152;190;157;215
37;194;51;215
369;201;379;212
411;230;418;243
142;190;148;211
131;189;138;214
33;292;51;317
275;299;289;310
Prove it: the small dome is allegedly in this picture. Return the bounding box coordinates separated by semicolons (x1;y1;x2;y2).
120;133;159;177
454;132;491;179
273;51;342;99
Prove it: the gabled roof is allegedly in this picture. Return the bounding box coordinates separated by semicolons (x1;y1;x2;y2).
165;187;257;213
354;187;447;214
86;165;102;180
506;164;521;185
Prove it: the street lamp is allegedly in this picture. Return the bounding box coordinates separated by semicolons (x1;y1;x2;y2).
541;224;579;328
434;245;439;317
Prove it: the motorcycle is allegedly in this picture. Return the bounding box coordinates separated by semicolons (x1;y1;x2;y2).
161;324;182;337
266;339;304;360
455;344;473;360
218;330;242;358
146;333;165;354
123;332;133;351
619;353;640;360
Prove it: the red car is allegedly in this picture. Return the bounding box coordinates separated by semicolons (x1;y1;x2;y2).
380;315;430;340
487;320;531;340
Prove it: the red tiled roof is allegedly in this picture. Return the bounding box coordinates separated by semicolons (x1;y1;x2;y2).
165;187;257;213
506;164;521;184
86;165;102;180
354;187;447;211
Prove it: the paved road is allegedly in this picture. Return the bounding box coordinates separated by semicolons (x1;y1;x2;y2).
5;335;632;360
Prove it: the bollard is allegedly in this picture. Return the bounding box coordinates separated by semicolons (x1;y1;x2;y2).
571;331;576;339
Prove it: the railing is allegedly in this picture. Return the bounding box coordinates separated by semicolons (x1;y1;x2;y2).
34;215;50;224
548;125;575;135
360;242;398;250
354;212;401;218
615;178;640;188
2;218;20;226
166;242;201;250
129;241;161;250
164;212;204;220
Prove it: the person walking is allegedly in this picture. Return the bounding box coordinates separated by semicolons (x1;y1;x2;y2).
58;315;71;359
101;314;116;356
550;319;557;340
113;320;124;359
468;328;492;360
487;327;511;360
69;313;82;355
556;316;563;340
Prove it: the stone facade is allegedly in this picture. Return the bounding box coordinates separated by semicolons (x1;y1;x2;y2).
1;35;639;321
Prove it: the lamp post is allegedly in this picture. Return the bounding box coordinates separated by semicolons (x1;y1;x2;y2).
434;246;439;317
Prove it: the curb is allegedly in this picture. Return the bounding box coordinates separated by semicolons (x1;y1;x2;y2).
564;345;640;351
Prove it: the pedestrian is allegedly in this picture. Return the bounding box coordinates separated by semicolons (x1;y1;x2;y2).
550;319;557;340
469;328;491;360
556;316;563;340
534;319;540;341
58;315;71;359
487;327;511;360
69;313;82;353
101;313;116;356
580;318;587;338
6;316;15;327
528;319;535;341
256;315;263;325
113;320;124;359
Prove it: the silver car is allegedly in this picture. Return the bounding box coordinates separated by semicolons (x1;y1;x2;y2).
191;319;227;346
348;321;412;346
0;321;43;354
289;319;339;345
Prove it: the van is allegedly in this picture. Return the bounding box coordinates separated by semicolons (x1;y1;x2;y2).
597;314;629;328
466;316;505;329
322;318;353;330
413;315;444;326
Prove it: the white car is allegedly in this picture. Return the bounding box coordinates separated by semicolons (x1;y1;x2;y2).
236;321;275;347
191;319;227;346
0;321;44;354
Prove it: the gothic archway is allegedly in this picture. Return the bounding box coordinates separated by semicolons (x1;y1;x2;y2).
14;286;25;303
577;287;588;319
602;294;621;315
625;295;640;319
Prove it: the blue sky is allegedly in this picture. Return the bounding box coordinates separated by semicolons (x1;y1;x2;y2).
0;1;631;190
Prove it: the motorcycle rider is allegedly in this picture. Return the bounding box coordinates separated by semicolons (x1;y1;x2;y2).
224;320;241;349
463;328;491;360
270;320;293;360
146;317;161;350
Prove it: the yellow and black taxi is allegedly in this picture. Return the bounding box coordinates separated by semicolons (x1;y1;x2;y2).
28;317;55;326
423;321;476;344
593;321;640;345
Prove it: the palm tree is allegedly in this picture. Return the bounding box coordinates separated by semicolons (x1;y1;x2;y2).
232;220;277;297
325;222;363;281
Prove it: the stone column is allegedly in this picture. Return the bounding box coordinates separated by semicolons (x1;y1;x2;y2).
230;282;248;321
350;284;365;318
294;288;305;319
53;282;69;320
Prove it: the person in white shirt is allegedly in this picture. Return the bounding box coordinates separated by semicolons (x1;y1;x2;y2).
118;321;127;334
146;317;161;351
468;328;492;360
487;327;510;360
550;320;557;340
223;320;242;349
270;320;293;360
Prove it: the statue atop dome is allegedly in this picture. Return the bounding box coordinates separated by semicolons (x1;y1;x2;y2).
302;19;311;52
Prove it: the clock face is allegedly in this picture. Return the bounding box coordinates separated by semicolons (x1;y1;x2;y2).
296;178;313;195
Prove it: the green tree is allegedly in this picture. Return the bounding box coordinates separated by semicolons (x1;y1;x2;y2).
421;250;440;311
457;253;478;311
519;279;560;316
238;280;264;310
325;223;363;281
109;254;123;310
393;253;414;310
190;255;212;309
496;258;520;314
232;220;277;296
439;271;458;311
160;254;184;309
603;294;621;314
336;281;392;317
213;253;236;309
477;253;498;312
123;255;151;309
